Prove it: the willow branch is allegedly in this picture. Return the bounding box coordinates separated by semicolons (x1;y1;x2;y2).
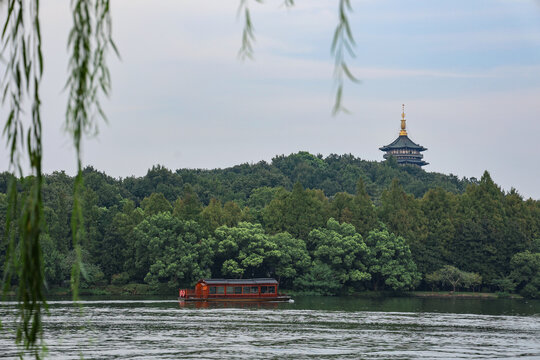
1;0;46;357
65;0;117;301
331;0;358;115
238;0;262;60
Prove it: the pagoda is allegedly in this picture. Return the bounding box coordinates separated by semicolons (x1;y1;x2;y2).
379;105;428;167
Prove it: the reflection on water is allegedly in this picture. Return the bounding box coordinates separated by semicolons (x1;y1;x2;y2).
180;301;281;310
1;296;539;359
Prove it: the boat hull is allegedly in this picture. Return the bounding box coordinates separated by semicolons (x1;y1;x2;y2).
179;295;291;302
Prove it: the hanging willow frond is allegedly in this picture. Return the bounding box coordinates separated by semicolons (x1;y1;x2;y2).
331;0;358;115
1;0;116;356
238;0;263;60
236;0;357;114
65;0;117;302
1;0;46;357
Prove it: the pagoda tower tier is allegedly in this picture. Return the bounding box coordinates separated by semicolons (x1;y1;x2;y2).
379;105;428;168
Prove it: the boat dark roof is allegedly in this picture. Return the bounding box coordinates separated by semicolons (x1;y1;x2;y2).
379;135;427;151
199;278;278;285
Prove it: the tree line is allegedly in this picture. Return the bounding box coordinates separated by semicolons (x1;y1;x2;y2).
0;152;538;297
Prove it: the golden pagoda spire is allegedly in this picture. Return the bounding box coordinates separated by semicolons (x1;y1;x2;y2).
400;104;407;136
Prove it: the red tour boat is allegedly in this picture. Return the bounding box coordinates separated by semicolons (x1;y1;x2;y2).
178;278;291;302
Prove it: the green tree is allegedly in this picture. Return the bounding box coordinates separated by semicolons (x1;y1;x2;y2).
503;189;535;255
491;276;516;293
509;251;540;299
262;187;289;233
110;200;144;281
200;198;224;231
132;212;214;290
269;232;311;288
59;248;105;289
213;222;280;278
378;179;428;274
99;199;143;281
263;182;328;239
425;265;480;293
302;218;370;293
461;271;482;292
432;265;463;292
451;171;507;283
80;187;105;264
293;261;342;295
247;186;284;210
173;184;203;221
0;193;7;279
365;228;420;291
419;188;457;274
42;171;73;254
349;178;378;236
222;201;242;227
40;234;65;287
271;152;328;189
124;165;183;202
141;192;172;216
329;192;355;225
425;271;442;292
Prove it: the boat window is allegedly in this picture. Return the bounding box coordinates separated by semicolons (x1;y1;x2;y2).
268;286;276;294
251;286;259;294
226;286;242;294
216;286;225;294
243;286;251;294
209;286;217;294
261;286;268;294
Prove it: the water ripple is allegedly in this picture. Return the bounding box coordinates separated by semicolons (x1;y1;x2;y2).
0;298;539;359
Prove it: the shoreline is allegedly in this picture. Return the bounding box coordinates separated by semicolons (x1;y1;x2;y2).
409;291;522;300
1;286;524;300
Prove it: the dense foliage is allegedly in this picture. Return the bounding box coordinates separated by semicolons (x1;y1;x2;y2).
1;152;538;297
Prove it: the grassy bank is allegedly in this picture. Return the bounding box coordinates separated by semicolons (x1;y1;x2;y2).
410;291;523;299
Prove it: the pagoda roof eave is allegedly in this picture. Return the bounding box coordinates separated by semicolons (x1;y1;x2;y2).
380;135;427;151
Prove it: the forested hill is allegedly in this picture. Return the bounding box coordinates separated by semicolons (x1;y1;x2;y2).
9;151;474;207
172;152;473;205
1;151;538;298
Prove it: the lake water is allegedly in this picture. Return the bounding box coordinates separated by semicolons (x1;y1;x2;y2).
1;296;539;359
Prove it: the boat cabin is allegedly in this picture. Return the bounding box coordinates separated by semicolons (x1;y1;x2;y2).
179;278;289;302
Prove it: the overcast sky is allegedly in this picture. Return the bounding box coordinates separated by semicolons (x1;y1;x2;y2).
2;0;540;199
